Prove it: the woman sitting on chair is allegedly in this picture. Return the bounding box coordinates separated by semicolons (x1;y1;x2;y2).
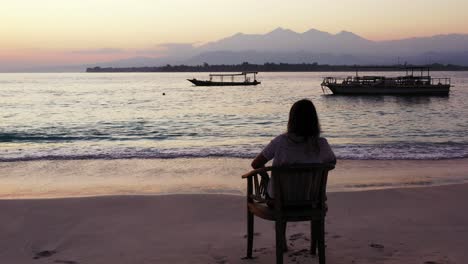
251;99;336;198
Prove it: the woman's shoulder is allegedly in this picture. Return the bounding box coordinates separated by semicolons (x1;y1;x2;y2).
267;133;290;146
271;133;289;142
271;134;331;147
318;137;331;146
261;133;288;160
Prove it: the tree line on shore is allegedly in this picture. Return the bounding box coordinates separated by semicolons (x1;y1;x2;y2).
86;62;468;72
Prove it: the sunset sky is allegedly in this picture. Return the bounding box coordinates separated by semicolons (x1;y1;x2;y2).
1;0;467;70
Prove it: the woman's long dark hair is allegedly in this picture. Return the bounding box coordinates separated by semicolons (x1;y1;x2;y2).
287;99;321;140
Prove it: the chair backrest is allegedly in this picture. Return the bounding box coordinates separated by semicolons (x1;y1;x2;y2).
271;163;334;209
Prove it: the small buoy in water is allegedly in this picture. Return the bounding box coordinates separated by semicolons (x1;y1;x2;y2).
162;93;165;95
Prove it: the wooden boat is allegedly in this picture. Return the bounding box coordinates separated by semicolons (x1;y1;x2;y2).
188;72;261;86
321;67;451;95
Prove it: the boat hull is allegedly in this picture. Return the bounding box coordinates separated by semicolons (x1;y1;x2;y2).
187;79;260;86
324;84;450;95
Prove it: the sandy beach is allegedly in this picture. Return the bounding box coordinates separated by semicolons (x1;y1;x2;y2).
1;158;468;263
0;183;467;264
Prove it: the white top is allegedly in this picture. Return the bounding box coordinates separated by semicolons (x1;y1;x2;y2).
260;133;336;197
262;133;335;166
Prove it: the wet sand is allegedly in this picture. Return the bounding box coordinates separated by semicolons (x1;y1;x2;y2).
1;184;467;264
1;158;468;198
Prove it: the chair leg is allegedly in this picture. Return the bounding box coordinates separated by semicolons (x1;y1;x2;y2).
318;219;326;264
282;221;288;252
275;221;284;264
310;220;318;255
247;210;254;258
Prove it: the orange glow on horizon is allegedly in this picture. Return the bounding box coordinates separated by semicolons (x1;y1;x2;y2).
0;49;160;66
1;0;467;70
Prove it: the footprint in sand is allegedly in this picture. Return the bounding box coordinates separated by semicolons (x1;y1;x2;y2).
33;250;57;259
243;232;261;238
288;249;309;257
54;260;78;264
289;232;311;242
289;233;305;241
213;255;228;264
369;243;385;249
253;247;268;254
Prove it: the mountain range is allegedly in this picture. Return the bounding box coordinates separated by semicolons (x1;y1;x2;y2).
10;27;468;72
93;27;468;69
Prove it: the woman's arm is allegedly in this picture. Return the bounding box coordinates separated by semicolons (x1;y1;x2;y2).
251;153;270;197
251;153;268;169
319;138;337;165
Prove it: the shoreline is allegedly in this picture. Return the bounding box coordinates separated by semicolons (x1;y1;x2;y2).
1;157;468;199
1;184;467;263
2;156;468;162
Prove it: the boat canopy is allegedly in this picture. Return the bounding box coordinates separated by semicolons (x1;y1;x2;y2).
208;71;258;82
348;66;432;77
404;67;430;77
209;72;258;77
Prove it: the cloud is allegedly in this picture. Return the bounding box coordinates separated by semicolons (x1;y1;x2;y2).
71;48;125;54
66;47;166;59
70;47;170;57
67;43;199;58
155;43;197;58
133;48;163;55
158;43;195;50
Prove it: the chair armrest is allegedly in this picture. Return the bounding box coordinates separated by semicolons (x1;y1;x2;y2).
241;166;273;179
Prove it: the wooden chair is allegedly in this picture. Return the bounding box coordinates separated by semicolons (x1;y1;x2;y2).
242;163;334;264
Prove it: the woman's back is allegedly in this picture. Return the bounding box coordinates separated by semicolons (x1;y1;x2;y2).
262;133;335;166
251;99;336;197
260;133;335;197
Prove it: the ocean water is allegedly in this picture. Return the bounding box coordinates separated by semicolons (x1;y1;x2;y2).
1;71;468;161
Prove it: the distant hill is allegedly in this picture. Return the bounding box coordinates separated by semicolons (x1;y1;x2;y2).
6;27;468;72
92;27;468;68
197;27;468;55
86;62;468;73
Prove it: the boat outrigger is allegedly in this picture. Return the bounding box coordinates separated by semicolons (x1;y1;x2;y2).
187;72;260;86
321;67;451;95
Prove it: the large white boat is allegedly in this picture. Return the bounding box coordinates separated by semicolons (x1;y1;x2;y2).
321;67;451;95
